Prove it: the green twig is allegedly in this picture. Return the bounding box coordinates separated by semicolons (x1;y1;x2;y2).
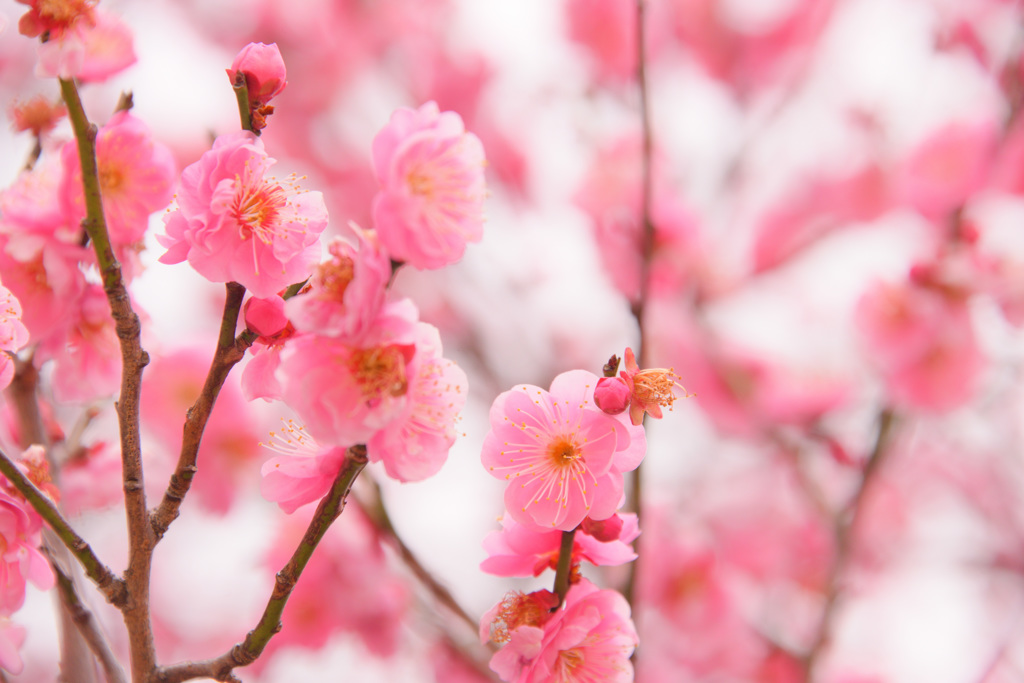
155;445;369;683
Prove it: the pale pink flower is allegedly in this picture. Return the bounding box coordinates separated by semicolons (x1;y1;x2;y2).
896;119;998;222
228;42;287;105
0;616;25;674
58;441;124;515
367;322;467;482
481;370;646;531
61;110;176;249
276;298;419;446
158;130;328;298
485;580;637;683
371;101;486;269
259;420;347;514
481;512;639;577
0;487;53;614
0;283;28;390
284;228;390;340
37;283;122;403
31;7;136;82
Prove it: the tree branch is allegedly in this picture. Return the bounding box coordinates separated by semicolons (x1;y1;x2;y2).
150;283;253;541
48;551;128;683
0;447;126;606
155;445;369;683
59;75;156;681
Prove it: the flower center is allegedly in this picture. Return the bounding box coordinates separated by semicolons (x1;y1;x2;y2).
233;177;288;244
487;590;557;645
557;648;584;676
547;436;580;467
407;169;434;198
349;345;410;401
99;163;124;194
315;254;355;301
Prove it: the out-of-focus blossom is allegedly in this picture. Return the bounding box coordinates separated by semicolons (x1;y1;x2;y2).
0;283;28;390
21;3;136;82
564;0;672;84
8;95;65;136
481;512;639;577
598;347;688;425
158;130;328;298
0;616;25;675
481;370;645;531
61;111;176;253
371;101;486;269
0;485;53;614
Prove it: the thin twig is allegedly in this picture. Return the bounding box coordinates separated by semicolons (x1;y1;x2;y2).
802;408;897;682
150;283;253;541
59;75;156;681
356;477;481;636
552;528;577;606
0;447;126;605
155;445;369;683
47;549;128;683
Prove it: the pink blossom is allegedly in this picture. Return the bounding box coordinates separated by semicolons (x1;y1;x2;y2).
31;7;136;82
0;616;25;674
243;294;290;338
284;228;391;340
481;513;639;577
158;130;328;298
0;487;53;614
895;119;998;222
259;420;347;514
371;101;486;269
485;580;638;683
564;0;672;83
36;283;122;403
367;321;467;482
241;294;295;402
612;347;689;425
229;42;287;105
276;298;419;446
61;111;176;250
0;283;28;390
593;376;630;416
481;370;646;531
9;95;66;136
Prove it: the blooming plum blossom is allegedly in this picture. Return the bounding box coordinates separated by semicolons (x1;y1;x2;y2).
61;111;176;252
19;2;136;82
158;130;328;298
483;580;638;683
481;513;639;577
367;321;467;482
371;101;486;269
482;370;646;531
284;229;391;340
276;298;419;446
0;616;26;675
259;420;347;514
595;347;688;425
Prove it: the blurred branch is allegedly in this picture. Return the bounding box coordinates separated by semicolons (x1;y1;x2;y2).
48;551;128;683
151;282;254;542
0;446;126;606
356;476;482;637
60;75;156;680
155;445;369;683
802;408;897;682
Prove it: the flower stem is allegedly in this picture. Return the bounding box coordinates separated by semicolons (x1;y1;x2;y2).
553;528;577;606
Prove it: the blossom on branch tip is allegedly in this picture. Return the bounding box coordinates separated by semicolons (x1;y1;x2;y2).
481;370;646;531
229;42;287;105
371;101;486;269
596;347;689;425
158;130;328;298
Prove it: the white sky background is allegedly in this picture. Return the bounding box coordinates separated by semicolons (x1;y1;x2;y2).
1;0;1022;681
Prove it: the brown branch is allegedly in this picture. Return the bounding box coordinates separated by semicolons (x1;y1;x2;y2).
802;408;897;682
552;528;577;606
59;75;156;681
155;445;369;683
0;447;126;605
150;283;253;542
48;550;128;683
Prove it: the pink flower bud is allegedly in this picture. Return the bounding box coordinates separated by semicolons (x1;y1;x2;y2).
244;295;290;339
229;42;287;105
594;376;630;415
580;513;624;543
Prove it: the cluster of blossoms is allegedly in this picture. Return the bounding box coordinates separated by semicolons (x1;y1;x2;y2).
477;352;687;681
157;43;486;504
